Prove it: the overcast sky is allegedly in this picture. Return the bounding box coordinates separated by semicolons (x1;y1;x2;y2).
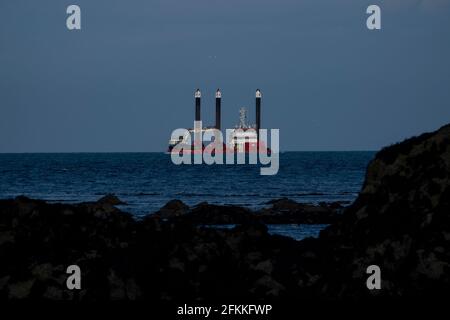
1;0;449;152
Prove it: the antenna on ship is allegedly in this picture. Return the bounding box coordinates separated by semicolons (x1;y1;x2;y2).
195;89;201;123
215;89;222;131
239;107;249;129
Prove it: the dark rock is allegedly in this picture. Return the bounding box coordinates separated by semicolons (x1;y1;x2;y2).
8;280;35;299
257;198;339;224
153;199;189;219
188;203;255;224
97;194;126;206
315;123;450;298
152;198;341;225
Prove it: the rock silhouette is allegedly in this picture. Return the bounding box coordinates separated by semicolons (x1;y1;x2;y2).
154;198;342;225
314;123;450;299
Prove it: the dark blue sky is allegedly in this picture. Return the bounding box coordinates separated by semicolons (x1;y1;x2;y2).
1;0;450;152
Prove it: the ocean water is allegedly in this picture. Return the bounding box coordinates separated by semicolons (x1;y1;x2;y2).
203;224;330;241
0;152;374;239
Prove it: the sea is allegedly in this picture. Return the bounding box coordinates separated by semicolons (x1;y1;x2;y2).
0;152;375;240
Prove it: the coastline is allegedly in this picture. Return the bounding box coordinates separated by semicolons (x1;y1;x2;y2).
0;124;449;301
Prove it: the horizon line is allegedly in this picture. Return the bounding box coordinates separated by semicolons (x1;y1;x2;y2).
0;150;378;154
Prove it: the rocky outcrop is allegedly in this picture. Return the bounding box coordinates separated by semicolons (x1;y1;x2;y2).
167;202;256;224
96;194;126;206
0;196;136;300
153;198;342;225
153;199;189;219
0;196;298;300
257;198;341;224
313;123;450;298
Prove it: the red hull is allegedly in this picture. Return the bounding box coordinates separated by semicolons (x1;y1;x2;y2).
167;142;271;155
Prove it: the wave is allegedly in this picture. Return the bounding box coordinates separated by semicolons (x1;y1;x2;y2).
296;192;326;196
174;192;261;198
134;192;161;196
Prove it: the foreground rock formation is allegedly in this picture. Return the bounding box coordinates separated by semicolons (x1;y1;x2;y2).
314;123;450;298
0;123;449;301
154;198;343;224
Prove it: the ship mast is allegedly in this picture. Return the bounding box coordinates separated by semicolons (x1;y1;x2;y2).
238;107;249;129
